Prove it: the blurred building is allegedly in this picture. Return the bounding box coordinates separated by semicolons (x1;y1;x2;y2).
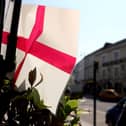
66;62;85;97
83;39;126;94
73;60;85;84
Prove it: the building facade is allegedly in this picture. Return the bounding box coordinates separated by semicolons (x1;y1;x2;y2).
73;60;85;84
74;39;126;94
83;39;126;94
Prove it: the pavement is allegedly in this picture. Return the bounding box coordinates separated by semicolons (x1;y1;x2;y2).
80;120;92;126
79;99;92;126
80;113;92;126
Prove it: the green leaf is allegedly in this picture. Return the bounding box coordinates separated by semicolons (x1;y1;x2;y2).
66;100;78;110
3;79;10;85
65;105;72;113
28;67;37;87
31;88;40;106
37;100;48;109
29;88;47;109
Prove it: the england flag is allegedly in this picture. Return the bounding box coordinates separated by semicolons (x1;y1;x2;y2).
2;0;80;113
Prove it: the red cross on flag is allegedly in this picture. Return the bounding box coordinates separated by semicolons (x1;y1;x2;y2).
2;1;80;114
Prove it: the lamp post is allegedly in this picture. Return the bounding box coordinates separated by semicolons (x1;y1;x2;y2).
93;61;98;126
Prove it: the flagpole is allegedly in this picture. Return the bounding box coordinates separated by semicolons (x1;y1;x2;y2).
0;0;5;53
5;0;22;72
0;0;5;78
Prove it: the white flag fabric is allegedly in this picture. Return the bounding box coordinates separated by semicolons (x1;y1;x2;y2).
2;1;80;114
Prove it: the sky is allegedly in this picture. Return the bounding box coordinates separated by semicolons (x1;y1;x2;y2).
23;0;126;62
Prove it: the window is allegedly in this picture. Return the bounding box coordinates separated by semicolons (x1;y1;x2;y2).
114;67;120;79
107;67;112;78
102;54;107;63
121;64;125;70
113;51;120;61
102;69;107;79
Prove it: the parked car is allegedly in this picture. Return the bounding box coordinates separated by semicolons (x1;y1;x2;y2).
98;89;122;102
105;97;126;126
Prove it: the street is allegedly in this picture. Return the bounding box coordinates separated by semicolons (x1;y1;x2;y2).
79;97;117;126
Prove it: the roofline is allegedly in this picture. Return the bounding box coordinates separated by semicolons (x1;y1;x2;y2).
84;38;126;59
